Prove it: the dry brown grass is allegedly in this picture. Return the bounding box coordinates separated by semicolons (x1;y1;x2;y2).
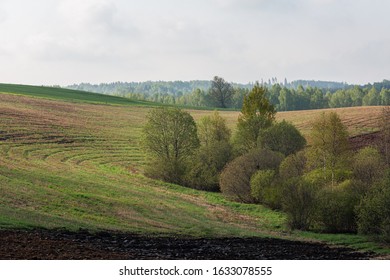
277;106;384;138
189;106;384;142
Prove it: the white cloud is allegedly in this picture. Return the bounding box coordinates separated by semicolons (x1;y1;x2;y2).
0;2;7;23
17;0;141;64
58;0;122;34
0;11;5;23
214;0;297;11
0;0;389;85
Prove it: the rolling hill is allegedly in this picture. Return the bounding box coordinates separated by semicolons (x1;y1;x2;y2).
0;83;154;106
0;84;388;254
0;85;283;237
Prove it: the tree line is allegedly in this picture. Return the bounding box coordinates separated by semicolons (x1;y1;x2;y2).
142;85;390;241
68;78;390;110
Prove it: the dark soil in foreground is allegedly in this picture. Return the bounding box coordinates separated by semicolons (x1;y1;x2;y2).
0;229;379;260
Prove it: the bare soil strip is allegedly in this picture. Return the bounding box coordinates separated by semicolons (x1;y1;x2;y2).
349;131;382;151
0;229;378;260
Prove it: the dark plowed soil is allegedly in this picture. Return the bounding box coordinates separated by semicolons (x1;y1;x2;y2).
0;229;379;260
349;131;382;151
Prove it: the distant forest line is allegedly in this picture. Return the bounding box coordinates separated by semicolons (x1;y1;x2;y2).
67;79;390;111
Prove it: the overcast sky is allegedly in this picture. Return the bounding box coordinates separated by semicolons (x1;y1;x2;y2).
0;0;389;85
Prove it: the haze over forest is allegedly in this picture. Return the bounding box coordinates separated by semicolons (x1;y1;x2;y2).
68;78;390;111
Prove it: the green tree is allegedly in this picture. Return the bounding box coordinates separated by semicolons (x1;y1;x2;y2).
295;85;310;110
233;83;276;154
310;88;325;109
259;120;306;156
356;172;390;241
329;90;352;108
380;88;390;105
191;88;209;107
232;87;249;109
379;106;390;165
353;146;386;185
250;170;275;203
185;111;232;191
314;180;362;233
143;107;199;184
269;84;282;107
362;87;380;106
307;112;350;186
278;88;293;111
282;178;318;230
349;86;364;106
250;169;283;209
279;151;307;180
220;149;284;203
324;91;332;108
208;76;234;108
197;111;231;147
185;142;231;191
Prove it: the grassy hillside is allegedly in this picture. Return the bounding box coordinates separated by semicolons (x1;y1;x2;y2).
0;91;284;237
0;83;154;106
0;84;388;253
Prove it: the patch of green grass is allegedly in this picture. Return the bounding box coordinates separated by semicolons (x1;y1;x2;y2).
201;192;287;231
0;205;90;230
295;231;390;255
0;83;154;106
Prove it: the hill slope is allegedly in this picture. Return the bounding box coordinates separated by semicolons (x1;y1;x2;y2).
0;91;284;236
190;106;384;139
0;85;388;254
0;83;154;106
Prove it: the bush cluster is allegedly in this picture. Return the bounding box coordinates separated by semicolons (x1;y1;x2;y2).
219;149;283;203
142;93;390;242
356;171;390;242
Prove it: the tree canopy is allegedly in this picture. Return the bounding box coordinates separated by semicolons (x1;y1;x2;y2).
142;107;199;184
208;76;234;108
259;120;306;156
307;112;350;186
185;111;232;191
68;79;390;110
197;111;231;147
234;83;276;154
